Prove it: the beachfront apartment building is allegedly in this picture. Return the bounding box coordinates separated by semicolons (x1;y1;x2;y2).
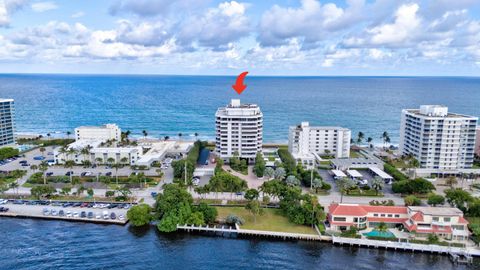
0;99;16;147
475;126;480;156
399;105;478;170
288;122;350;168
328;203;469;242
75;124;121;142
215;99;263;163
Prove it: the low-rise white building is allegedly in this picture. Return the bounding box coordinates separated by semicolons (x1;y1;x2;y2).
75;124;121;142
288;122;351;167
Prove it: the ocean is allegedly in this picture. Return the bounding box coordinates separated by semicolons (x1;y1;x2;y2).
1;74;479;144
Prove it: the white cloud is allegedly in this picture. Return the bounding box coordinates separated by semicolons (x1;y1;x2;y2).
31;1;58;13
177;1;250;49
258;0;366;46
71;11;84;18
0;0;28;27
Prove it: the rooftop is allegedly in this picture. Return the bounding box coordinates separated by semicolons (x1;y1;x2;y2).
408;206;464;216
0;98;14;102
329;203;408;216
404;105;477;119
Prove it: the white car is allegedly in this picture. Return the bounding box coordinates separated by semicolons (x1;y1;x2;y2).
51;210;58;216
95;213;102;219
73;212;79;218
102;211;109;220
0;199;7;204
118;215;125;221
66;211;72;217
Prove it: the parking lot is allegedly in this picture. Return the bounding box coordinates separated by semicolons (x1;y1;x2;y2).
318;168;394;195
0;199;131;224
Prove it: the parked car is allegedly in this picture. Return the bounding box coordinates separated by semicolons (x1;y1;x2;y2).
118;214;125;221
80;211;87;218
110;212;116;220
0;206;9;212
151;192;158;198
65;171;74;176
33;156;45;160
0;199;7;205
102;211;109;220
95;213;102;219
87;212;94;219
66;211;72;217
46;172;54;176
106;172;112;176
59;210;65;216
51;210;58;216
73;212;79;218
43;208;50;216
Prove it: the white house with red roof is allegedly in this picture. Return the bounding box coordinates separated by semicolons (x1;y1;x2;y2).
328;203;470;242
403;206;470;241
327;203;408;231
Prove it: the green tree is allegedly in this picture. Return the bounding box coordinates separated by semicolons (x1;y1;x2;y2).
244;188;260;201
274;167;286;180
427;194;445;206
195;202;217;224
39;160;49;185
312;178;323;193
127;204;153;226
264;167;275;179
64;160;75;183
253;152;266;177
357;131;364;144
445;176;458;189
338;177;356;199
445;188;473;211
31;185;56;199
87;188;94;197
225;214;244;226
245;200;263;223
0;147;19;160
404;195;421;206
371;176;384;195
61;185;72;195
259;179;285;201
285;175;300;186
9;182;19;195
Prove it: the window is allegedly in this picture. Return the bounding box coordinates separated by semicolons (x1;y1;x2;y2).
433;217;439;222
444;217;451;222
373;214;379;217
333;217;346;222
394;214;400;218
387;214;393;217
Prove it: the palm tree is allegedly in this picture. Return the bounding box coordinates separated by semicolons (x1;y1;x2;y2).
95;157;103;165
371;176;385;195
338;177;356;202
178;133;183;142
66;131;72;139
381;131;389;149
357;132;364;144
47;133;51;140
264;167;275;180
286;175;300;186
67;148;77;162
164;135;170;141
312;178;323;193
9;182;19;195
194;132;199;141
64;160;75;183
274;167;286;180
39;161;49;185
120;157;129;165
39;147;46;157
367;137;373;148
446;176;458;188
142;130;148;140
30;164;38;172
80;146;92;165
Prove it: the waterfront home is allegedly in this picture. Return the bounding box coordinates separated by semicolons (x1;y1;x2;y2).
328;203;408;231
327;203;470;242
403;206;470;241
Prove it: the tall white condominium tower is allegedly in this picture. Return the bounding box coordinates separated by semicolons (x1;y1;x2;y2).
0;99;16;147
74;123;121;142
288;122;351;167
399;105;478;170
215;99;263;163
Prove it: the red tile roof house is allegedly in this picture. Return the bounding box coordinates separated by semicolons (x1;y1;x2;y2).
403;206;470;241
328;204;470;242
327;203;408;231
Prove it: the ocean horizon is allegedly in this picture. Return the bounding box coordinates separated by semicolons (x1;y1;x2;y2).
1;74;479;144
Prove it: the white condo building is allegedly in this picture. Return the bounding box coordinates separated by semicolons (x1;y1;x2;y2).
75;124;121;141
288;122;351;167
215;99;263;163
399;105;478;170
0;99;15;147
475;126;480;157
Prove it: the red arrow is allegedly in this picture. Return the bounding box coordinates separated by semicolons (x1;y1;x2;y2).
232;71;248;94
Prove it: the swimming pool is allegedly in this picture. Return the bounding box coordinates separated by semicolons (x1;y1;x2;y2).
363;230;396;238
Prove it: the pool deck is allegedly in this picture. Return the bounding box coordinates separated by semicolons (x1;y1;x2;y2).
0;204;128;225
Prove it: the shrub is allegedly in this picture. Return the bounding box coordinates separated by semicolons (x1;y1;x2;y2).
225;214;244;226
384;163;408;181
404;195;421;206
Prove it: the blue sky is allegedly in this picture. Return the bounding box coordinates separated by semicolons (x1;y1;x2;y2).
0;0;480;75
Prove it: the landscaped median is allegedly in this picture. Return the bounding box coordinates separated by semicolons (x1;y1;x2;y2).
215;206;321;235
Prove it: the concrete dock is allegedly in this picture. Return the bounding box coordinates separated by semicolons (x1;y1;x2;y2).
0;204;128;225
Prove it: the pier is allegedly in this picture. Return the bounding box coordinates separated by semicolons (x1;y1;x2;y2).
177;224;330;241
331;236;480;258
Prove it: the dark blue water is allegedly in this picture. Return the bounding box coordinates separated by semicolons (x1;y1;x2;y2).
0;218;475;270
0;74;479;143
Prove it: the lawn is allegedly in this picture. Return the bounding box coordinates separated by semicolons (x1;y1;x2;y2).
215;207;317;235
345;189;384;197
